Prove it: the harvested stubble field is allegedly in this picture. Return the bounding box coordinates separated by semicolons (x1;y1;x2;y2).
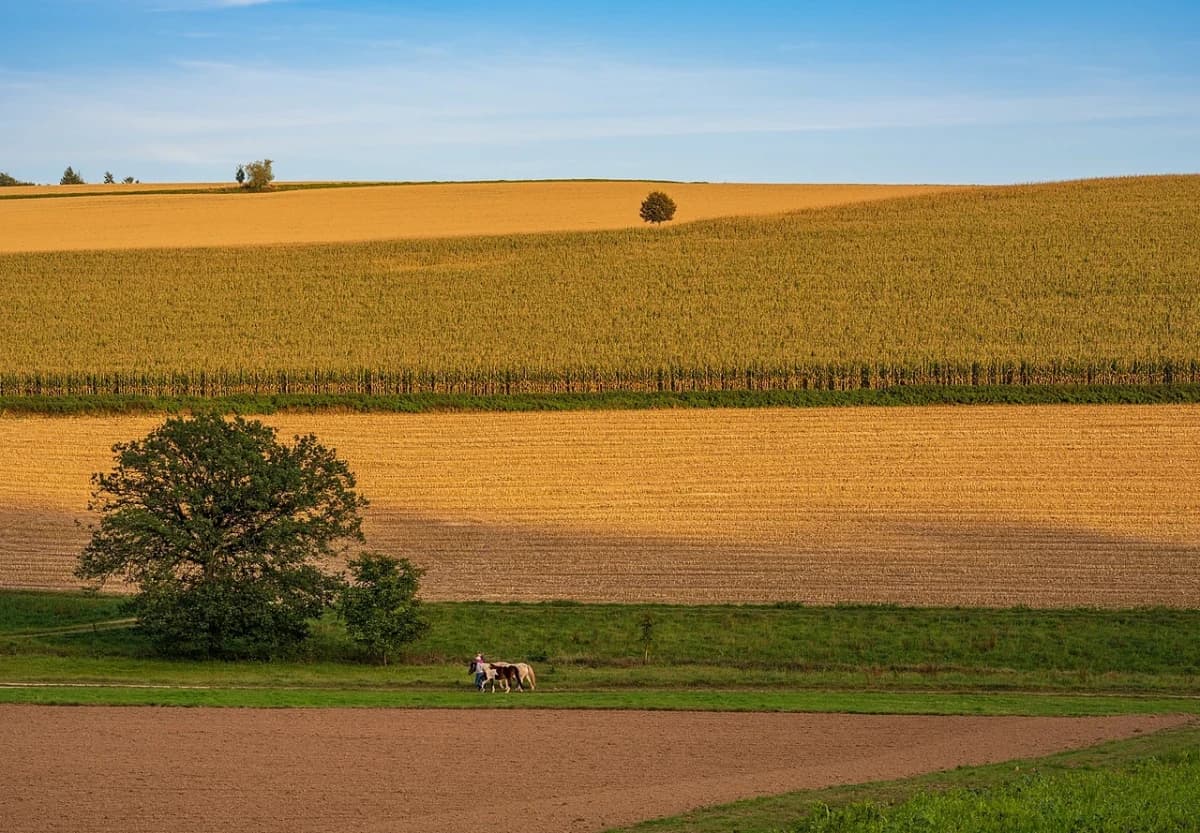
2;405;1197;606
0;180;955;253
0;176;1195;397
0;705;1186;833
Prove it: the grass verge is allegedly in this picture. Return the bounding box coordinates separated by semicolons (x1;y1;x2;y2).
3;384;1200;416
0;685;1196;715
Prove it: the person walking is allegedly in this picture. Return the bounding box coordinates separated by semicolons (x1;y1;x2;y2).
473;653;487;690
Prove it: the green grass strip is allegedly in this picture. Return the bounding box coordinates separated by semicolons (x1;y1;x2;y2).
0;685;1196;714
4;384;1200;416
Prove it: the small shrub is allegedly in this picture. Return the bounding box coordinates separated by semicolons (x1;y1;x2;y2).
0;172;33;187
242;159;274;192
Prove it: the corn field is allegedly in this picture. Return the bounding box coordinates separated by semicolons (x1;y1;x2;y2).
0;176;1196;397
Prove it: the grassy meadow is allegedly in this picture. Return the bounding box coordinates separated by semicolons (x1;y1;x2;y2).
3;590;1199;712
0;176;1196;398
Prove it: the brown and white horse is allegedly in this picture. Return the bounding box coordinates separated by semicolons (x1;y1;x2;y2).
513;662;537;690
469;659;521;692
469;659;535;692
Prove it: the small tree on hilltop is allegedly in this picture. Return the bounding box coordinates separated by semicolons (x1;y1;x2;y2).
76;413;367;657
103;171;115;184
339;553;429;665
60;166;85;185
242;159;274;191
235;164;245;185
640;190;677;224
122;176;136;185
0;172;33;187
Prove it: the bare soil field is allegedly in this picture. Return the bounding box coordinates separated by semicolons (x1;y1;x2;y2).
2;405;1198;606
0;181;960;252
0;705;1186;833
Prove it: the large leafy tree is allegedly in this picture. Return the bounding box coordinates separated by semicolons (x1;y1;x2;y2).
76;413;367;657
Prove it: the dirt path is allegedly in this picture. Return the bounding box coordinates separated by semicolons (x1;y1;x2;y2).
0;706;1187;833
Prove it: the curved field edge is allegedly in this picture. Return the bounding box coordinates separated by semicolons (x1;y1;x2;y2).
0;181;958;253
607;723;1200;833
3;384;1200;415
1;176;1195;389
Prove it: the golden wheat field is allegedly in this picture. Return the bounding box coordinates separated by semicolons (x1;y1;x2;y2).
0;177;1195;383
0;181;959;253
0;182;233;197
2;406;1197;607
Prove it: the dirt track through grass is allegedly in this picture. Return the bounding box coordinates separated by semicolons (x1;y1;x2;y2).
2;405;1197;606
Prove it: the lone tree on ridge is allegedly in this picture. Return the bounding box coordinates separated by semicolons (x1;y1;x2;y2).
235;164;245;185
76;413;368;658
639;190;677;224
60;166;85;185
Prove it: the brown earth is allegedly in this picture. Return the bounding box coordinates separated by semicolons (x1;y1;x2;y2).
0;706;1187;833
2;406;1199;606
0;181;961;252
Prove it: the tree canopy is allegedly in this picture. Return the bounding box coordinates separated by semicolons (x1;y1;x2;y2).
339;553;428;665
0;172;33;187
59;166;85;185
242;159;275;191
639;191;677;224
76;413;368;657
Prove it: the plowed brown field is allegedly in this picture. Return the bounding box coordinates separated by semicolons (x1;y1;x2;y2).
0;181;960;252
0;706;1188;833
2;406;1198;606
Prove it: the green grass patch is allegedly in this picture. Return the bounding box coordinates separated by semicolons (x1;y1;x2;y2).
4;592;1198;693
4;591;1197;711
0;684;1196;716
609;724;1200;833
3;384;1200;416
0;589;127;633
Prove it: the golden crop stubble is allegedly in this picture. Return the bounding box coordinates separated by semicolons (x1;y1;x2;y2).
2;405;1197;606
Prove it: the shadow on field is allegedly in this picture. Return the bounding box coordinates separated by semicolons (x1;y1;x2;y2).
365;510;1200;607
2;504;1197;606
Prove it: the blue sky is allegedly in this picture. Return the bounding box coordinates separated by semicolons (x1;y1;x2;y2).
1;1;1197;183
